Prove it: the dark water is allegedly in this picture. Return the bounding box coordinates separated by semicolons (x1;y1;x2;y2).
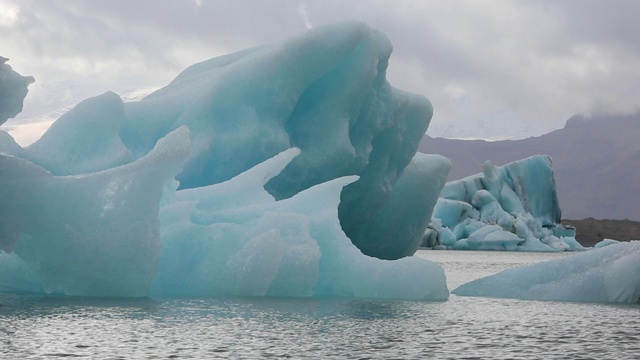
1;251;639;359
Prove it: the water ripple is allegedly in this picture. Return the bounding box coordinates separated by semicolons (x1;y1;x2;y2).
2;251;639;359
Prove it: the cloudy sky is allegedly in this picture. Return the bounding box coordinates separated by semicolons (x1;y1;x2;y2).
1;0;639;145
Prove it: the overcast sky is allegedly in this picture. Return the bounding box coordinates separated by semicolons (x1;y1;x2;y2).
1;0;639;145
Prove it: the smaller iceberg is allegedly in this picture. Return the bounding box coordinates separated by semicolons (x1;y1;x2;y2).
453;241;640;304
426;155;582;251
594;238;620;248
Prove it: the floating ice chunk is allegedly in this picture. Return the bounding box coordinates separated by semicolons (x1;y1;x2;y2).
563;237;587;251
453;241;640;304
595;239;621;248
442;156;561;225
429;156;578;251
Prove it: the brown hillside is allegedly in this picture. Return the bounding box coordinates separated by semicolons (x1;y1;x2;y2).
562;218;640;247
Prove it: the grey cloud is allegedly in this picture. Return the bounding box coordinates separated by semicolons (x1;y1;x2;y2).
2;0;639;141
529;0;640;51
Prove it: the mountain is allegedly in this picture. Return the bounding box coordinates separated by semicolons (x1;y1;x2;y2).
561;218;640;247
419;113;640;221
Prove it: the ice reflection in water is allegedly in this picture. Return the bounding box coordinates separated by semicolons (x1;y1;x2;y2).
1;251;639;359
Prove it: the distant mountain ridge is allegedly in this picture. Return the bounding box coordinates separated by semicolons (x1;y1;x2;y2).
419;113;640;221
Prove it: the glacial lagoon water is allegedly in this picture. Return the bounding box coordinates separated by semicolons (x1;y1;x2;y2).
1;250;639;359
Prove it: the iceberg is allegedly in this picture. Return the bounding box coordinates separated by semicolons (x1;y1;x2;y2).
453;241;640;304
16;22;437;260
594;238;620;248
428;156;582;251
0;134;449;300
0;23;450;300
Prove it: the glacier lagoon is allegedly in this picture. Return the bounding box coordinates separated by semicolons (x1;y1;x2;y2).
3;21;619;303
1;20;640;358
1;251;639;359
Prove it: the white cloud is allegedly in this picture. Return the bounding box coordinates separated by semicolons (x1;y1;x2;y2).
0;1;19;27
297;3;313;29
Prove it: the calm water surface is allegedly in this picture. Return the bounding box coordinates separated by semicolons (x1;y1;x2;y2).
1;251;639;359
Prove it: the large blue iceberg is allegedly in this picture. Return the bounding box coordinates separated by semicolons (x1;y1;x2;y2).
453;241;640;304
0;23;450;300
13;22;438;260
427;156;582;251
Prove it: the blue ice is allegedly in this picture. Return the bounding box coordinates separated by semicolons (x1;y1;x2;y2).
453;241;640;304
0;23;450;300
17;22;438;260
429;156;582;251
